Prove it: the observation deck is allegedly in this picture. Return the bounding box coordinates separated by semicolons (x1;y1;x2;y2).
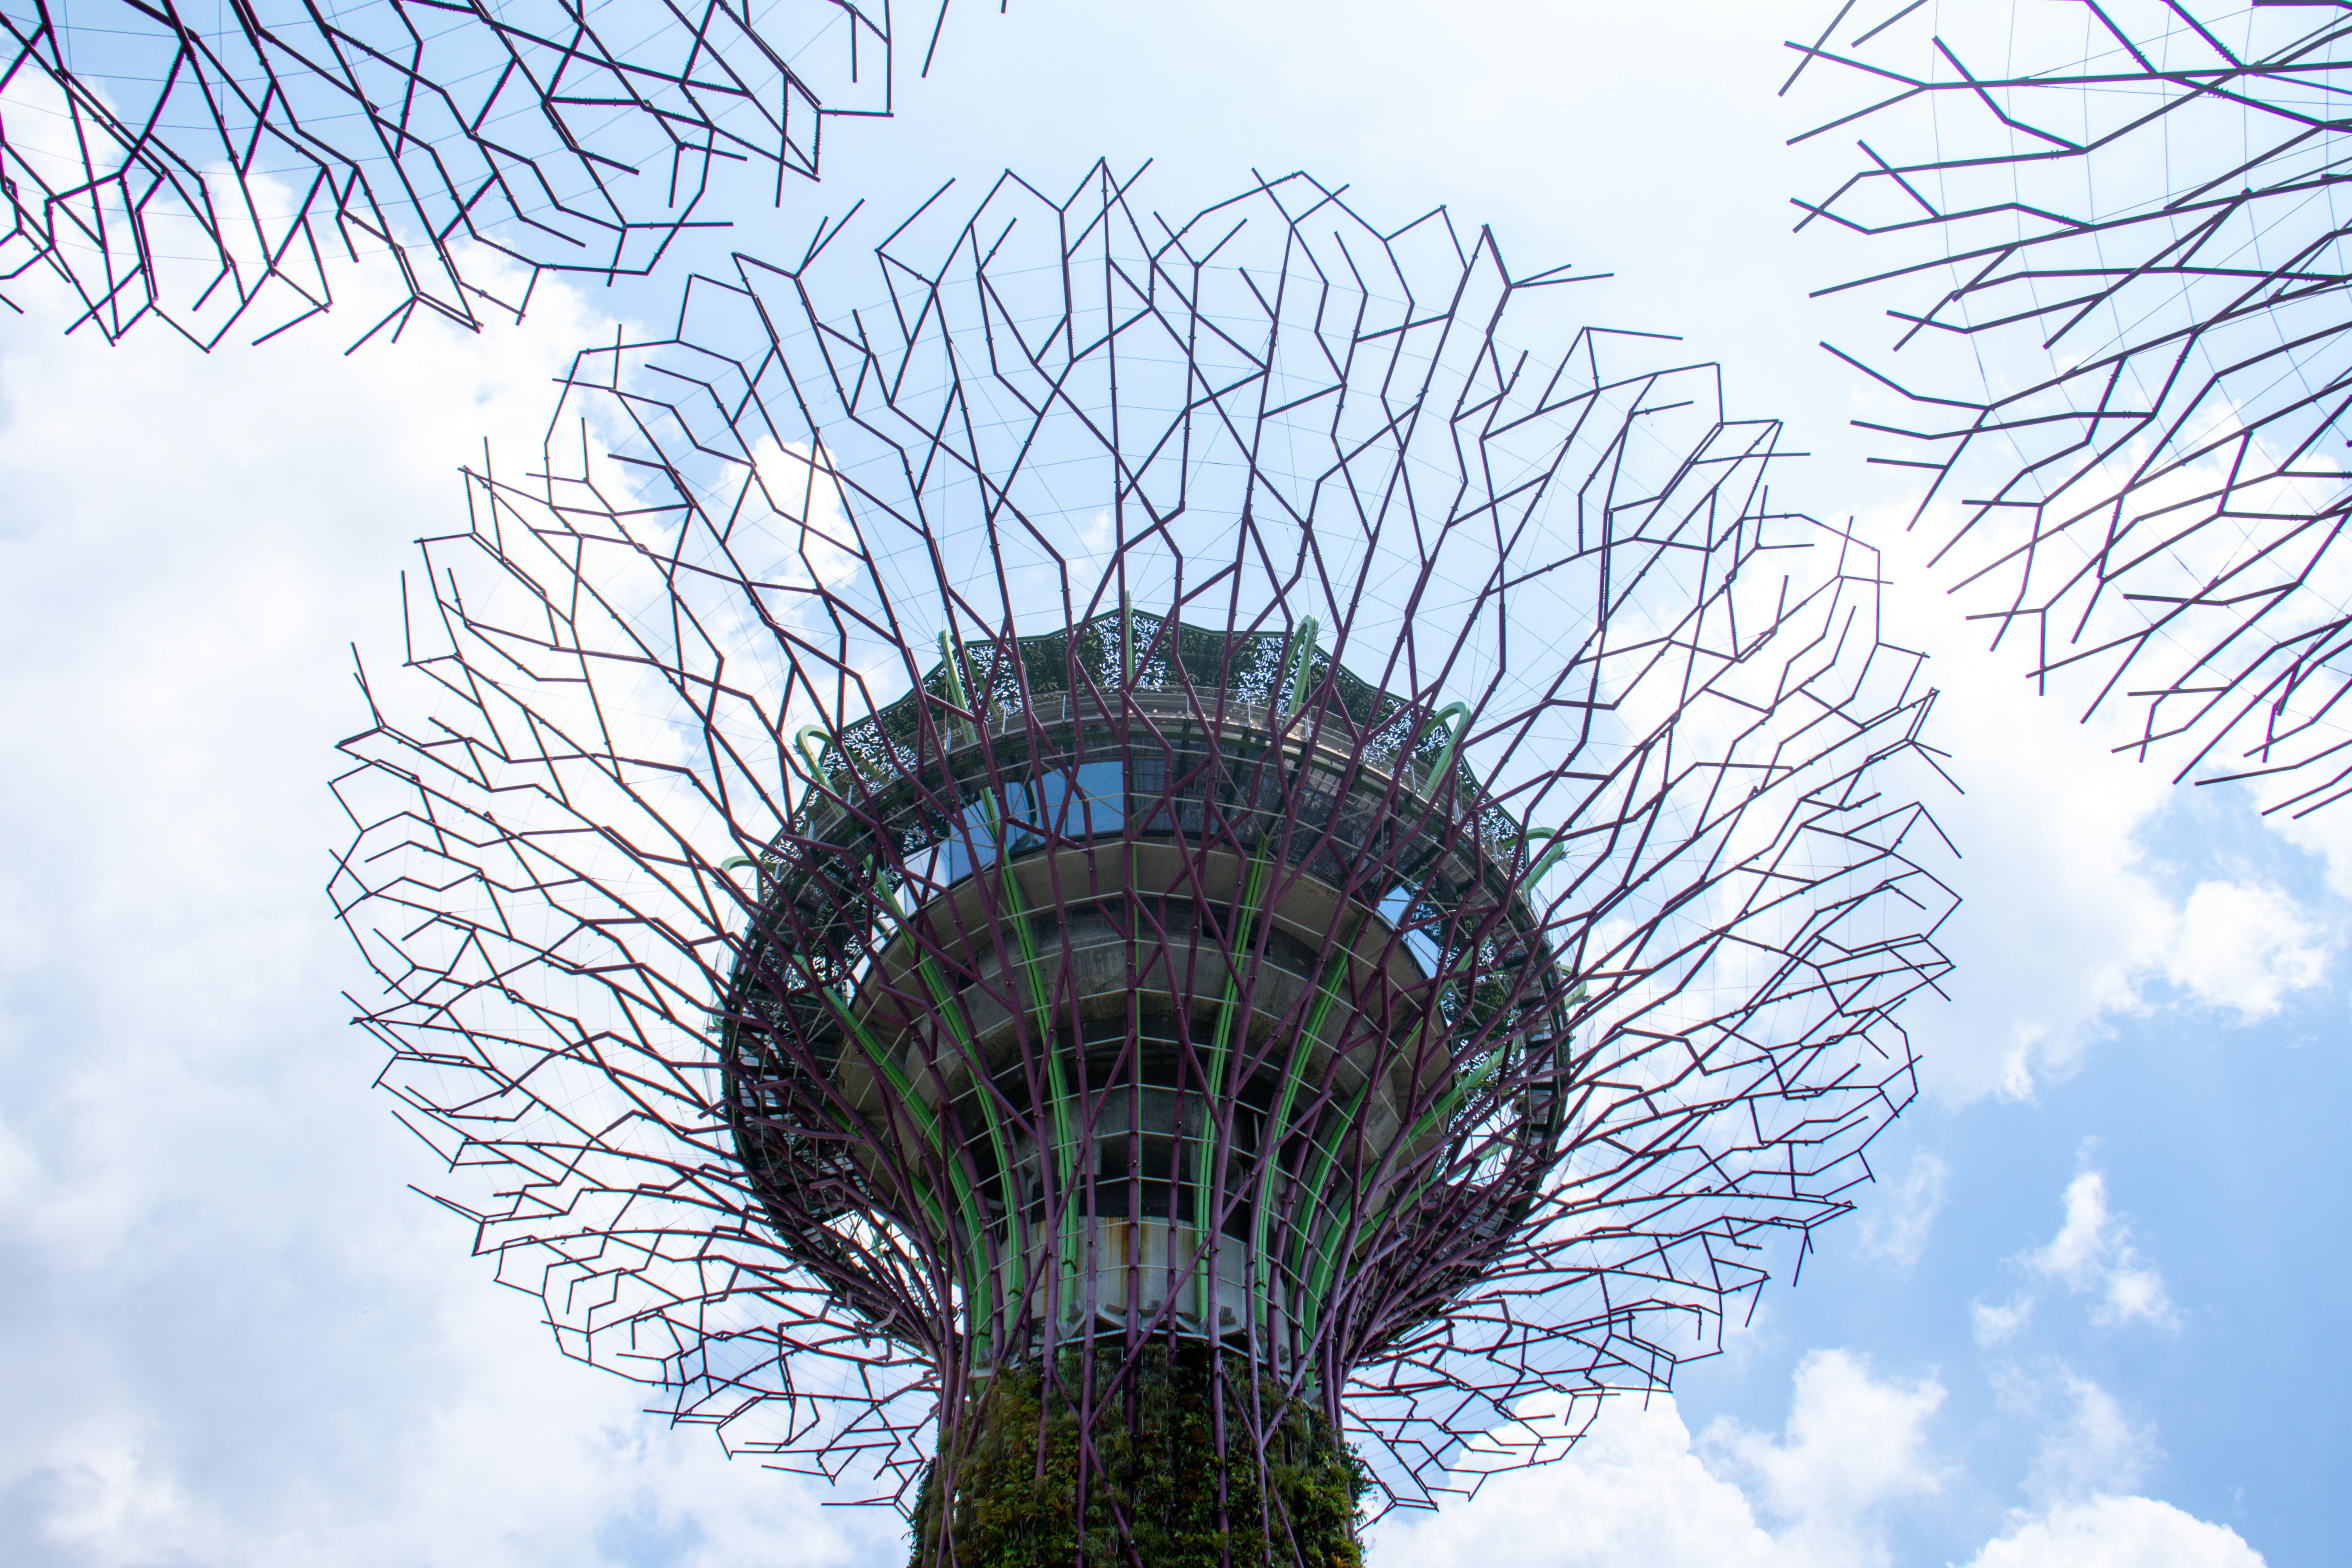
721;612;1578;1368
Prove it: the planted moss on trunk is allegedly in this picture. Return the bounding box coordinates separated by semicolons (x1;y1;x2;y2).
910;1345;1367;1568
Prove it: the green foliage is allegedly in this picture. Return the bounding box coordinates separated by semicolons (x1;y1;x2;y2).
909;1345;1367;1568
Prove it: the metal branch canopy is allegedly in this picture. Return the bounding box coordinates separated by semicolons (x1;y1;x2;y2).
332;166;1955;1563
1790;0;2352;813
1;0;957;348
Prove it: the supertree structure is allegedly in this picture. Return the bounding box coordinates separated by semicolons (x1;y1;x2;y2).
332;165;1956;1565
1;0;969;348
1789;2;2352;813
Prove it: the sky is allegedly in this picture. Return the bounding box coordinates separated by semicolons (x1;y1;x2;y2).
1;3;2344;1566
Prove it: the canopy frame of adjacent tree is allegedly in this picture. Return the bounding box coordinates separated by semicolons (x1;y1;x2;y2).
1;0;973;348
1790;0;2352;813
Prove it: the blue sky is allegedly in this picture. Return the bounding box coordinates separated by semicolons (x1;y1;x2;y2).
1;4;2340;1565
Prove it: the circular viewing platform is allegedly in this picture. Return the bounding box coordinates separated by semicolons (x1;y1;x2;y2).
720;613;1578;1367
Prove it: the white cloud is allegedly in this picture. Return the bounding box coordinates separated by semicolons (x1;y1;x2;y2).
2097;1255;2176;1330
1367;1395;1782;1568
2160;880;2331;1022
2268;803;2352;903
0;269;916;1568
1968;1155;2178;1345
1865;528;2175;1101
1371;1351;1942;1568
1369;1350;2258;1568
7;1348;902;1568
16;1429;203;1568
2019;1163;2178;1331
2025;1170;2119;1290
1705;1353;1944;1568
1868;523;2335;1105
1858;1149;1949;1269
1962;1496;2265;1568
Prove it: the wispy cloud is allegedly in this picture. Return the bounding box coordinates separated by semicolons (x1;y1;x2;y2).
1985;1365;2164;1507
2019;1158;2179;1331
1970;1294;2033;1348
1859;1150;1950;1270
